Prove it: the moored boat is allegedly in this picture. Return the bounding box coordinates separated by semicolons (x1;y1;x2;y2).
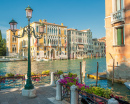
124;82;130;90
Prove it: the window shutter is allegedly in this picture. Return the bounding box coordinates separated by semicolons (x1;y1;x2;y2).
121;28;124;45
117;28;122;45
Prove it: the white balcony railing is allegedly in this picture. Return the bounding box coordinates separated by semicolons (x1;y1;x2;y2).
111;9;125;24
22;45;27;48
78;49;83;51
37;43;43;46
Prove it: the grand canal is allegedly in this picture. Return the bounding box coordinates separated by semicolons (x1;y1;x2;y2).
0;57;130;100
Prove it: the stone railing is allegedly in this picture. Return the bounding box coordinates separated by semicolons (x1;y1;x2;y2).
22;45;27;48
111;9;125;24
37;43;43;46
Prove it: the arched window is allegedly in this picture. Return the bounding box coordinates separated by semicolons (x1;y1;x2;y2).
56;29;57;35
52;40;53;44
54;28;55;34
15;47;16;52
48;28;49;33
15;37;16;42
12;47;14;52
52;28;53;34
59;29;61;34
50;28;51;33
44;36;46;44
36;26;38;32
48;39;49;44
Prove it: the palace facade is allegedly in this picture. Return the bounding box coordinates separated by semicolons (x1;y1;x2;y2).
67;29;93;59
105;0;130;80
92;38;106;57
6;19;68;59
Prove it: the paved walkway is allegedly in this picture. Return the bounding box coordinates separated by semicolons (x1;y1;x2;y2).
0;84;69;104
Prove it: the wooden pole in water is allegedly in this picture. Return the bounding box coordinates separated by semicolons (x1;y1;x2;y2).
80;62;82;84
112;59;115;85
96;62;99;87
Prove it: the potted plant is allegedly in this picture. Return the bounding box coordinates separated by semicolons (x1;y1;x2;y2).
42;70;50;76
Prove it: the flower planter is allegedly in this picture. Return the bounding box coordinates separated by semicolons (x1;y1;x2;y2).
93;95;108;104
67;86;70;90
63;85;66;87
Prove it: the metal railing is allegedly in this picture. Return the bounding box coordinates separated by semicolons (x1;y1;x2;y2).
0;76;25;90
61;85;71;103
0;74;51;90
77;89;108;104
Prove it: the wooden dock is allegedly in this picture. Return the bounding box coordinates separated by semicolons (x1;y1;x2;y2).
87;72;107;80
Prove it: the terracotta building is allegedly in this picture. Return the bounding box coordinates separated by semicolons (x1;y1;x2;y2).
105;0;130;81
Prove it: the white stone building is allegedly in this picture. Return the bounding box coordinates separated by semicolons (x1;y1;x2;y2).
67;29;93;59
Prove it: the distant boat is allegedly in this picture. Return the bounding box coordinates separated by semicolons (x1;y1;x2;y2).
77;57;83;59
124;82;130;90
36;58;43;62
43;59;52;61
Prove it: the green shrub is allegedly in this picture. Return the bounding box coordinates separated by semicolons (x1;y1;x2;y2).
68;72;77;77
5;73;14;77
57;70;63;75
42;70;50;74
31;72;36;75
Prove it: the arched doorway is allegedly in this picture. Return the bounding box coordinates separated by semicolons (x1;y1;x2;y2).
51;49;55;58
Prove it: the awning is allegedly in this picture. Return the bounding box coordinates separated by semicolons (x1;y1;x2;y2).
78;44;84;49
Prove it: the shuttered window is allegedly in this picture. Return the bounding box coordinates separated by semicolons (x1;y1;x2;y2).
117;27;124;45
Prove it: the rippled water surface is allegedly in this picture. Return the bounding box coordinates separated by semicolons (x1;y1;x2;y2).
0;57;130;100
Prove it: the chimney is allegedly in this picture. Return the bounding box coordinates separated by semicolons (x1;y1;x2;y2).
39;19;42;22
43;19;47;22
61;23;63;26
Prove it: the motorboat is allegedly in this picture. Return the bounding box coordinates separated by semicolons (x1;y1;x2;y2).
124;82;130;90
43;58;52;61
77;57;83;59
36;58;43;62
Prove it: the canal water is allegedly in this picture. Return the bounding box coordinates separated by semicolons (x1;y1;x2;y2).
0;57;130;100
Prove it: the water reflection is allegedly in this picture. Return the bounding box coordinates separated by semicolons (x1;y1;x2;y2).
0;57;129;100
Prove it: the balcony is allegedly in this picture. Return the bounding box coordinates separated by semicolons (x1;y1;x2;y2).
78;49;83;51
22;45;27;48
37;43;43;46
111;9;125;24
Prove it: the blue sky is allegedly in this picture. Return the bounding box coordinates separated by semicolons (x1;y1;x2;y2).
0;0;105;39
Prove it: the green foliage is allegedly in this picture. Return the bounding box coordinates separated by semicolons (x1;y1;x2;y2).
5;73;15;77
67;82;74;86
0;30;6;56
84;86;112;99
42;70;50;74
31;72;36;75
68;72;77;77
57;70;63;75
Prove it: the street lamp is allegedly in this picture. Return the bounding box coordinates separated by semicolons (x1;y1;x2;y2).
9;5;45;97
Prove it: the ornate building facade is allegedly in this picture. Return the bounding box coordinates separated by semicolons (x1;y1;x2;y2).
6;29;19;56
6;19;68;59
67;29;93;59
92;38;106;57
